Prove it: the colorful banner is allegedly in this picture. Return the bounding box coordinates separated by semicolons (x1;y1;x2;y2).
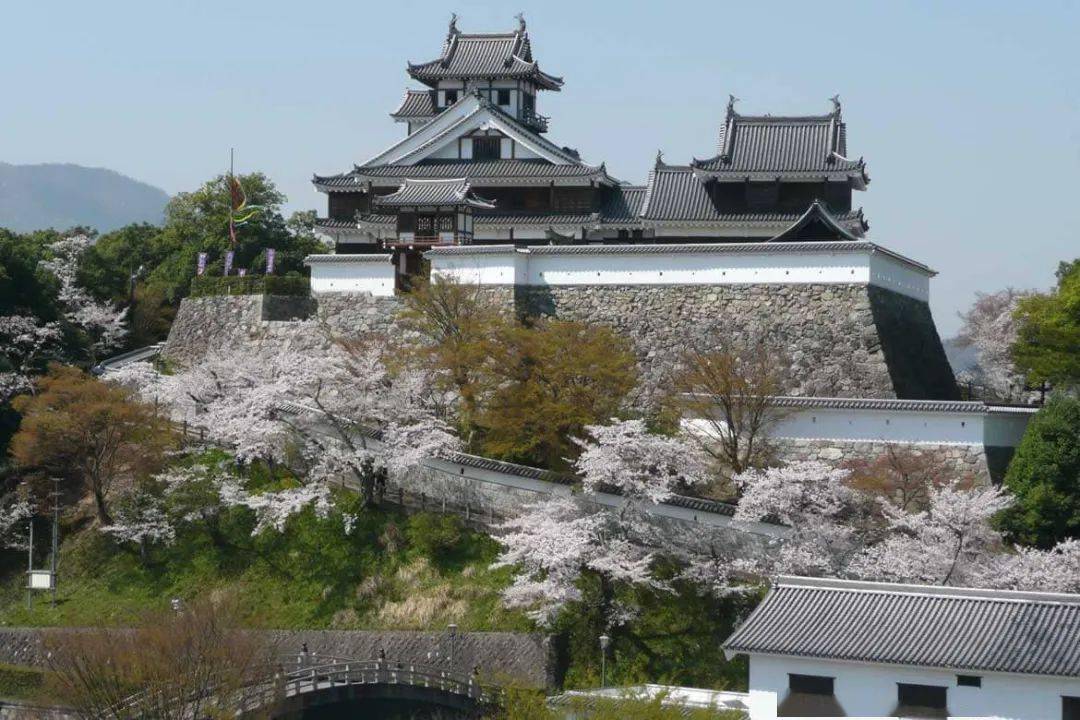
224;250;234;276
237;268;247;277
196;252;208;276
266;248;276;275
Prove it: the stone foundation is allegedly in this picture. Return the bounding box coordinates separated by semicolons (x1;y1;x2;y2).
504;283;957;403
162;292;404;367
770;438;1006;485
163;281;957;405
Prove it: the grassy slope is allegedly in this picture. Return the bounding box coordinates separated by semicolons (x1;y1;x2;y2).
0;504;528;632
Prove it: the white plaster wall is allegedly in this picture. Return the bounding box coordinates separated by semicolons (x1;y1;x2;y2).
308;260;396;296
747;653;1080;720
984;412;1033;448
767;407;989;446
427;245;935;300
869;251;931;301
524;250;872;290
430;249;525;285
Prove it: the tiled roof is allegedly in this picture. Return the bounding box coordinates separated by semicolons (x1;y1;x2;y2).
374;178;496;209
765;396;1038;414
599;185;647;223
692;103;868;184
407;20;563;90
304;253;393;265
639;165;866;233
315;218;362;229
391;89;437;119
725;576;1080;678
768;201;861;242
436;451;739;518
315;159;610;191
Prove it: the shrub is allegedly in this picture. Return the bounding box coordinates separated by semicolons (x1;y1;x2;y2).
189;274;309;297
405;512;465;562
999;395;1080;547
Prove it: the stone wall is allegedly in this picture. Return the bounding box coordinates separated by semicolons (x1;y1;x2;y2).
162;282;957;406
0;628;554;688
163;292;404;367
770;438;1000;484
512;283;958;403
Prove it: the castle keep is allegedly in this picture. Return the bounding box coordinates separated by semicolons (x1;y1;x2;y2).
165;15;1035;484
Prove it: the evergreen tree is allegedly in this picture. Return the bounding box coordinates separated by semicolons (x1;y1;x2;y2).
998;395;1080;548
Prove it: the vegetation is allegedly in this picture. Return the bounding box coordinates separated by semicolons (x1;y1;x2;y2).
399;276;639;470
44;595;277;719
189;274;310;297
497;686;744;720
666;342;791;494
1014;258;1080;390
10;364;175;524
0;663;47;702
999;395;1080;548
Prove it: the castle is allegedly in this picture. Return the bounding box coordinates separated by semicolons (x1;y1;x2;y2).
165;15;1035;484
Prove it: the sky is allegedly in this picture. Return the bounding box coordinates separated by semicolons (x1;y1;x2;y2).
2;0;1078;336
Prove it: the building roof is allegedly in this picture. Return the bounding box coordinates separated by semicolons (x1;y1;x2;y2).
691;98;868;187
724;576;1080;678
390;89;437;120
313;159;612;192
406;16;563;90
638;163;867;234
373;178;496;209
768;200;862;242
765;396;1037;414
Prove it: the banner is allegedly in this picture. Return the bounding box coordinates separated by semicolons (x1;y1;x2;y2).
224;250;234;276
237;268;247;277
266;248;276;275
196;252;208;276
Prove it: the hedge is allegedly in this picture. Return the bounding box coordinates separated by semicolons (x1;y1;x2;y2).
0;663;45;700
190;275;310;297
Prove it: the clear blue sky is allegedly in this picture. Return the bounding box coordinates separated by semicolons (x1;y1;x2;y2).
3;0;1078;335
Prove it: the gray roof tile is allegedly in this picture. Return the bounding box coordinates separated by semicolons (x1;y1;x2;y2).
391;89;437;119
725;576;1080;678
639;165;865;232
407;22;563;90
693;106;867;183
374;178;495;209
315;159;610;191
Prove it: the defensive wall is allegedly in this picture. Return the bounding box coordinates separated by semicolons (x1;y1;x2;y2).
160;241;1033;485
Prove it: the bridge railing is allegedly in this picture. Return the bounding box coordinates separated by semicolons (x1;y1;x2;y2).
116;655;502;717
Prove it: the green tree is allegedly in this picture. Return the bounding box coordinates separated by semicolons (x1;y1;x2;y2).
1014;259;1080;389
998;395;1080;548
144;173;322;301
478;319;638;469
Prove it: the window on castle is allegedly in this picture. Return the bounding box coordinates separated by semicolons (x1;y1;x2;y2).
497;89;511;106
444;89;458;106
896;683;947;718
1064;696;1080;720
789;674;834;695
473;136;501;161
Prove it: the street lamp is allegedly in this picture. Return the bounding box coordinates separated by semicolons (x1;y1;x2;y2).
599;635;611;688
447;623;458;671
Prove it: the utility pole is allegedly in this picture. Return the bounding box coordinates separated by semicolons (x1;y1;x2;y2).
50;478;61;607
26;513;33;612
599;635;611;688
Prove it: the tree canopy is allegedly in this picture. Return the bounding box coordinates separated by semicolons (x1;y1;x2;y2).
1014;258;1080;390
998;394;1080;548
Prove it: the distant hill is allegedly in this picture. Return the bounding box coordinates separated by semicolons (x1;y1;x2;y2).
0;162;169;233
943;336;978;376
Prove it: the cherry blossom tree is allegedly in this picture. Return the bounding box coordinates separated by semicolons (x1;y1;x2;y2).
956;289;1030;401
733;462;865;577
495;421;712;627
40;235;127;361
0;497;34;551
0;314;63;401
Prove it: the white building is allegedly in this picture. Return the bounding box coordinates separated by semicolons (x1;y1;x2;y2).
724;576;1080;720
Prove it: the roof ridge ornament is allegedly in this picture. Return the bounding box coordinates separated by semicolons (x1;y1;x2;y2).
726;94;739;118
829;93;842;117
515;12;526;34
449;12;459;36
655;149;665;168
